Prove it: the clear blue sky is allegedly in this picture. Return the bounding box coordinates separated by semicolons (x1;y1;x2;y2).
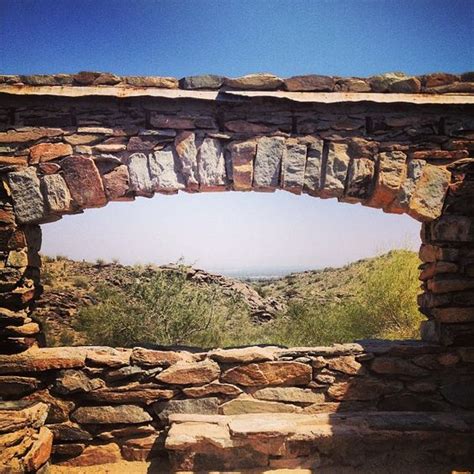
1;0;472;273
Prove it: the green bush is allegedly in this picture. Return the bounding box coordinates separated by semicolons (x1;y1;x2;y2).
75;266;259;348
265;250;423;346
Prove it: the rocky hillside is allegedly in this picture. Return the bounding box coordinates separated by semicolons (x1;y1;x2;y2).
33;251;415;346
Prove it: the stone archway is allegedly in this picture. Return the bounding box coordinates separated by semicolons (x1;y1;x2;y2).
0;72;473;471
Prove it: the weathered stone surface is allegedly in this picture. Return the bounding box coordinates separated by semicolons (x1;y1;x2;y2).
6;249;28;268
303;139;324;195
253;136;285;191
0;347;86;374
423;73;459;88
321;142;350;198
7;167;45;224
85;347;131;368
284;75;335;92
84;383;175;404
48;422;91;442
281;140;307;194
41;174;73;214
101;164;130;200
368;151;406;208
183;382;243;398
222;361;312;387
23;389;75;423
23;426;53;472
337;78;371;92
157;359;220;385
326;356;362;375
0;375;39;397
432;307;474;323
389;76;422;93
0;402;49;433
344;158;375;202
154;397;219;420
55;442;121;466
174;132;199;190
127;152;154;196
124;76;178;88
121;433;162;461
180;75;225;90
220;396;301;415
149;147;185;193
408;164;450;221
55;369;104;394
371;357;429;377
388;158;424;213
328;378;403;401
61;156;107;208
131;347;194;367
229;140;256;191
224;74;283;90
225;120;275;134
369;72;408;92
209;347;276;364
29;142;72;163
0;128;63;144
72;405;152;424
253;387;324;404
198;138;226;189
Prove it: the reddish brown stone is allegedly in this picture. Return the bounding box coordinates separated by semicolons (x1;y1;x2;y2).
328;378;403;401
422;73;459;88
121;434;162;461
224;121;275;134
0;128;63;143
61;156;107;208
326;356;363;375
432;307;474;323
229;140;256;191
38;162;61;174
284;75;335;92
102;165;130;201
222;362;312;387
131;347;195;367
29;142;72;164
55;443;121;466
0;156;28;166
157;360;220;385
23;426;53;471
411;150;468;160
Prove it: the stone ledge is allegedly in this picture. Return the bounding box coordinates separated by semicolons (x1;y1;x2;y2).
1;84;473;104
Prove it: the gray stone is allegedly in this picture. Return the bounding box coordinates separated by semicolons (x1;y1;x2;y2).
344;158;375;202
180;75;225;90
321;143;350;198
153;397;219;421
253;137;285;190
7;167;45;224
391;159;424;211
149;147;185;193
369;72;408;92
224;73;283;90
281;140;307;194
71;405;152;424
389;76;421;93
128;153;154;196
303;139;324;195
198;138;227;189
41;174;73;214
174;132;199;190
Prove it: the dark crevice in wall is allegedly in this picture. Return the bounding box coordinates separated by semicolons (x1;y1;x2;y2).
8;108;15;126
320;140;330;190
144;109;151;129
291;114;298;135
365;116;374;135
438;117;446;135
69;108;77;127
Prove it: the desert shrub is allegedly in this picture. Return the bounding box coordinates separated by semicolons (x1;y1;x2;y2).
72;276;89;289
55;255;68;261
95;258;106;267
75;266;257;347
41;270;54;286
266;250;423;346
58;329;75;345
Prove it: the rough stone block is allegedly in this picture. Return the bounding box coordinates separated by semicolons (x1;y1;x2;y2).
7;167;45;224
253;136;285;191
198;138;227;190
61;156;107;208
149;147;185;193
41;174;73;214
343;158;375;203
128;152;154;197
229;140;256;191
174;132;199;190
102;165;131;201
321;142;350;199
281;139;307;194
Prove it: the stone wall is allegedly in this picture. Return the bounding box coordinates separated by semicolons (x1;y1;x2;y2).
0;341;473;469
0;72;473;470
